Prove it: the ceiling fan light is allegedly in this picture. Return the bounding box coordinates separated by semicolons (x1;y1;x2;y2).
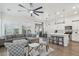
30;11;33;13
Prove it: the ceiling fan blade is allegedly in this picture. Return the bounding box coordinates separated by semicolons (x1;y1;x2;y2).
18;4;26;9
33;12;39;16
33;6;43;11
18;4;30;11
34;11;44;13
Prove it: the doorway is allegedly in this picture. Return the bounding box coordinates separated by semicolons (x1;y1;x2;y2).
35;22;44;37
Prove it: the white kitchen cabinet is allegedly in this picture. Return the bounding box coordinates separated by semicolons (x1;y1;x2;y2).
72;21;79;42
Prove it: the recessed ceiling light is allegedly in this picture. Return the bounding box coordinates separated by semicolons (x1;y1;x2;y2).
56;12;60;15
72;6;76;10
47;14;49;16
60;15;64;18
74;11;78;14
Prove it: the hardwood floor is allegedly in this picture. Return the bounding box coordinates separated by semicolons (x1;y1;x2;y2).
0;46;7;56
49;41;79;56
0;41;79;56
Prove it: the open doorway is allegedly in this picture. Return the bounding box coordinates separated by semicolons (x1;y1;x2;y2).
35;22;44;37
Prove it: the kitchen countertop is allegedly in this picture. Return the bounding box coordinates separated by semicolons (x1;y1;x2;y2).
49;33;69;47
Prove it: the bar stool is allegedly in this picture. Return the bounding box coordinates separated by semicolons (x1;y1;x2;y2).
57;36;64;46
56;36;59;45
49;36;53;43
51;36;54;44
51;36;58;45
54;36;57;44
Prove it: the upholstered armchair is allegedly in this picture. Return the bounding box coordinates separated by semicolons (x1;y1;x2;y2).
13;39;28;47
4;43;26;56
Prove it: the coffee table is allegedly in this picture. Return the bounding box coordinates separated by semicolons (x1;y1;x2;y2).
28;43;40;56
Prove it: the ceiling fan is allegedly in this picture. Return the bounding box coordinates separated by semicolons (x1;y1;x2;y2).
18;3;44;16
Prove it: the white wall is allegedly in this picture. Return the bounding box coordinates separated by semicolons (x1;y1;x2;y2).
0;11;5;36
71;16;79;42
45;18;65;34
0;12;2;36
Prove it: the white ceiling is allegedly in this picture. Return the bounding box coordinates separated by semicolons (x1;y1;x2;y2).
0;3;79;21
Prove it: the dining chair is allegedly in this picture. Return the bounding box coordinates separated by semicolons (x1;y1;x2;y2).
39;37;49;52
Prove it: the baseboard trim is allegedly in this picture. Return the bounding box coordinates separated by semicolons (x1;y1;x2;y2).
72;40;79;43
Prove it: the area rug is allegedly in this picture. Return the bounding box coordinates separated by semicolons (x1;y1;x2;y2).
39;46;54;56
25;45;54;56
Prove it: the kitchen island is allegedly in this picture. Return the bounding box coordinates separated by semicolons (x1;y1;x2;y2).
49;33;69;47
